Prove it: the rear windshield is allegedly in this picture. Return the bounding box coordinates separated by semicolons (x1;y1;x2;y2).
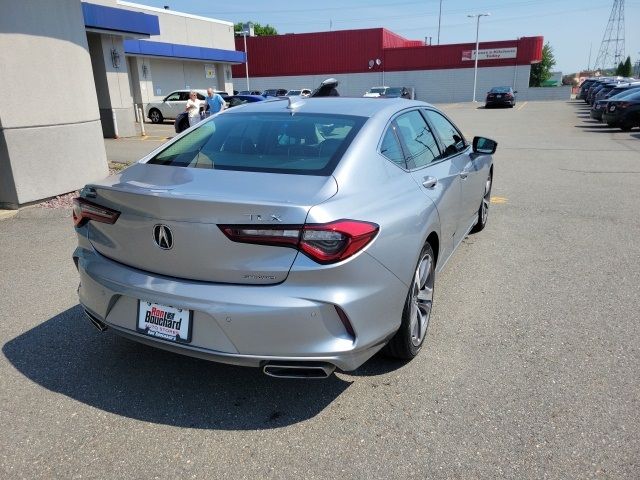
147;112;366;175
490;87;511;93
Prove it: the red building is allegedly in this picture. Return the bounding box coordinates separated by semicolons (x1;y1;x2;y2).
233;28;543;78
231;28;551;102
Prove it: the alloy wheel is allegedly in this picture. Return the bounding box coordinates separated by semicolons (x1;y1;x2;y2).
409;252;434;347
481;175;492;225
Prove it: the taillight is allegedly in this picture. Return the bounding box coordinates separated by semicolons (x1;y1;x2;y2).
505;93;513;99
219;219;379;264
300;220;379;264
618;102;630;109
72;197;120;227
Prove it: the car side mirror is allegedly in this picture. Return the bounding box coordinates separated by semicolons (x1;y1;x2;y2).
513;90;518;94
473;136;498;154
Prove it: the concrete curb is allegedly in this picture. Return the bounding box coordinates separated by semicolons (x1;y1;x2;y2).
0;210;18;221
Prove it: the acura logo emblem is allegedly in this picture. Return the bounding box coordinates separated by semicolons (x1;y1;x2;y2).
153;224;173;250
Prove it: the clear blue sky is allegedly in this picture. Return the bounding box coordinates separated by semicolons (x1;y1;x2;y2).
138;0;639;73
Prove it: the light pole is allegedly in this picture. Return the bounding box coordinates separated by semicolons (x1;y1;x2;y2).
468;13;490;102
242;22;253;90
437;0;442;45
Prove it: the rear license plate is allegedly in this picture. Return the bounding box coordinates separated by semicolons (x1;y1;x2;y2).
496;94;502;98
137;301;192;343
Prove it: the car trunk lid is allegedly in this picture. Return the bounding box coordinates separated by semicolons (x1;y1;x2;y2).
84;163;337;284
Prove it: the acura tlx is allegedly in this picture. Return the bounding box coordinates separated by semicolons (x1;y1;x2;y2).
73;97;496;378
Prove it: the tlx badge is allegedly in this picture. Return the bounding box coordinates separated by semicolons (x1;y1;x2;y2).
243;214;283;222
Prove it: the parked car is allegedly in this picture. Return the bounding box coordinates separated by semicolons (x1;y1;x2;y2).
577;78;597;100
262;89;288;97
146;89;206;124
238;90;262;96
286;89;312;97
73;98;496;378
602;90;640;131
485;86;516;108
363;86;412;99
225;94;266;108
591;85;640;121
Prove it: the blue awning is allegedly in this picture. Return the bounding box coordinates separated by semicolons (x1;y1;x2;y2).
82;2;160;36
124;39;246;64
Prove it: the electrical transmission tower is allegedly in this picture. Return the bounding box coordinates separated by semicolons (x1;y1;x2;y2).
593;0;625;71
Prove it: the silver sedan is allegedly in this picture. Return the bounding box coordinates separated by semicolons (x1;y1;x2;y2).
73;97;496;378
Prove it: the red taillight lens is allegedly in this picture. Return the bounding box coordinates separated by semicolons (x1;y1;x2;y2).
219;219;379;265
300;220;379;264
72;197;120;227
505;93;513;99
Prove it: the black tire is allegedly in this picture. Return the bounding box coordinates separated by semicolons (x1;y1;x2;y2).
620;124;633;132
470;171;493;234
149;109;163;124
383;242;435;360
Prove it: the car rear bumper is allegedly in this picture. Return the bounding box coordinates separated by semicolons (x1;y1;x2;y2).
485;99;514;107
73;244;407;371
602;112;621;125
590;109;604;120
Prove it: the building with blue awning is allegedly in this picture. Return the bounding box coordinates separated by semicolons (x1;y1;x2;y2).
0;0;244;208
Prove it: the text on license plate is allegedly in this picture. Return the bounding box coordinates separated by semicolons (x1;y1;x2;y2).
137;301;192;343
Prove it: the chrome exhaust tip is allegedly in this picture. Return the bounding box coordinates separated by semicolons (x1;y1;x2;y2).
263;362;335;379
84;310;108;332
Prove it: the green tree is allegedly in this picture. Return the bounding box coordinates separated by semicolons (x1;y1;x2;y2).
615;61;624;75
234;22;278;36
621;56;633;77
529;42;556;87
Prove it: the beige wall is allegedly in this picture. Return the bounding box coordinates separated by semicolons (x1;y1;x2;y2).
0;0;108;208
87;32;136;137
129;58;232;106
117;1;236;50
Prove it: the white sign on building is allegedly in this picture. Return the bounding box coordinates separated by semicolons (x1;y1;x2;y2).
462;48;517;61
205;64;216;78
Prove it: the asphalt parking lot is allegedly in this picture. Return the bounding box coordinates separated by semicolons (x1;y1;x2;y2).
1;101;639;479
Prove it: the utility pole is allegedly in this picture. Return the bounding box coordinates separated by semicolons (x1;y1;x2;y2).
468;13;490;102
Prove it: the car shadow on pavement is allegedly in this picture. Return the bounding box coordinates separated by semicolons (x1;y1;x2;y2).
3;305;351;430
573;125;621;133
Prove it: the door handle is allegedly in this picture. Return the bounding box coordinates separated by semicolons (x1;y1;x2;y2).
459;171;468;179
422;176;438;189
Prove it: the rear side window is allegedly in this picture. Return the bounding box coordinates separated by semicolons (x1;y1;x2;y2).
394;110;440;169
423;110;466;157
380;126;405;167
165;92;181;101
147;112;366;175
